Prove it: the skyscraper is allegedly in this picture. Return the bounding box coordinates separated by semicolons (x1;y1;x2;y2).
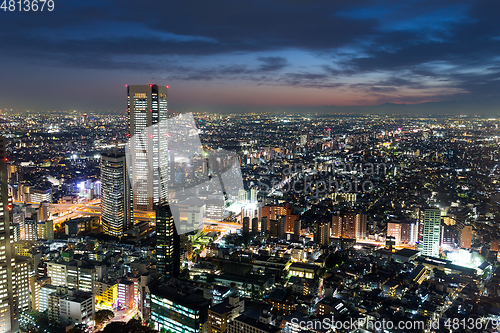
127;84;169;215
314;221;329;246
101;151;130;236
0;137;17;332
422;209;441;258
155;203;180;279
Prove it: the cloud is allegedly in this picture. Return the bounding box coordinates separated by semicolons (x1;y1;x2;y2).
1;0;500;110
257;57;288;71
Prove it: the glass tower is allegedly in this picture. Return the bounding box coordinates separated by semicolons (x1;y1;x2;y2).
127;84;169;215
101;151;130;236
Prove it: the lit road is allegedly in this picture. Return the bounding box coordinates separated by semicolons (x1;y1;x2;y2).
14;199;102;228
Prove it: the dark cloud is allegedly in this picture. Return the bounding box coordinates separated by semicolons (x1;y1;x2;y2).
257;57;288;71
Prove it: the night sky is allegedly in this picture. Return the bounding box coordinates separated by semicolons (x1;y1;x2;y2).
1;0;500;114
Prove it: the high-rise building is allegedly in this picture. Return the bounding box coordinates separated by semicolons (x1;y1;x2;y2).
284;215;299;233
314;222;329;246
331;215;341;238
101;151;130;236
242;217;250;235
270;216;286;239
460;225;473;249
13;258;29;315
127;84;169;215
0;137;18;332
293;219;301;242
251;217;259;235
354;214;366;240
260;217;268;235
342;213;356;239
422;209;441;257
155;204;180;279
331;212;366;240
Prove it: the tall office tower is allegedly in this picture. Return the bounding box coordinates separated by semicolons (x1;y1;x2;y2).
422;209;441;257
0;137;16;332
128;84;169;214
155;204;180;279
460;225;473;249
101;151;130;236
354;214;366;240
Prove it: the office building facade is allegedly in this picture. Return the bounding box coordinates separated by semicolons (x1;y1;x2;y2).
127;84;169;214
155;204;180;279
0;137;18;332
101;151;130;236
